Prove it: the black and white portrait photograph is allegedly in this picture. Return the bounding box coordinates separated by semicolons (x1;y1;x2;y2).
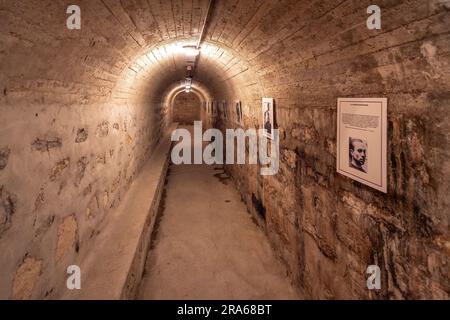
213;101;218;116
235;101;243;125
349;137;368;173
222;101;228;119
262;98;274;139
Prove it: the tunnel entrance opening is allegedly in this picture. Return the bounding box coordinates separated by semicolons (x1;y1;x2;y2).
172;92;201;125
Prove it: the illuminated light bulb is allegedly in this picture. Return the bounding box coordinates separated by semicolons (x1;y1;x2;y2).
182;45;200;57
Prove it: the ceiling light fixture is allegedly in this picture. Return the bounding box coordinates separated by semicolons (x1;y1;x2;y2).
182;45;200;57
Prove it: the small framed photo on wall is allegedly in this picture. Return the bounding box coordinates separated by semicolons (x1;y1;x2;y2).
235;100;243;126
222;101;228;119
262;98;274;139
213;101;218;117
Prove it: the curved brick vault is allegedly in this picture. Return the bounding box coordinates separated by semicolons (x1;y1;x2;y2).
0;0;449;300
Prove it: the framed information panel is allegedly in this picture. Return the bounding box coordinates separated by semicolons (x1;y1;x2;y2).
262;98;274;139
337;98;387;193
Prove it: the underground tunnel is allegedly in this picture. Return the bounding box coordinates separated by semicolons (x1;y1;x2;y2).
0;0;449;302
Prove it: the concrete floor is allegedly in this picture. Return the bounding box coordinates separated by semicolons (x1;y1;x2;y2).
137;160;301;300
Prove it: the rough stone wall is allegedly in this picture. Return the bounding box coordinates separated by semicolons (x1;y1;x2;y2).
0;97;165;299
213;1;450;299
0;0;169;298
172;92;201;124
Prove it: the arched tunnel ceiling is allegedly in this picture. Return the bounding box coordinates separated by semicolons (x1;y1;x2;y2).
1;0;269;105
1;0;446;107
122;38;251;104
